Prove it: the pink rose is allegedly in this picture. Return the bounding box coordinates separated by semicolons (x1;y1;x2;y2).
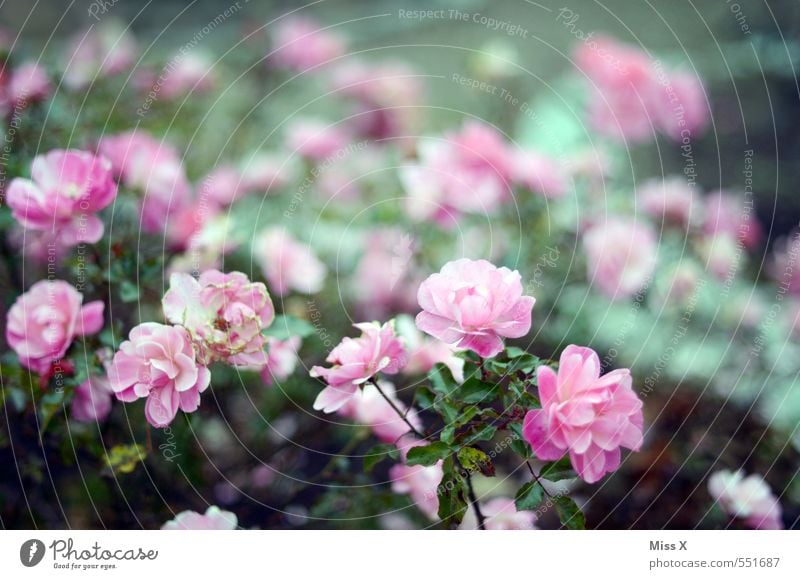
460;497;537;530
523;345;644;484
399;317;464;384
708;470;783;530
63;22;137;90
338;381;422;444
98;130;191;233
239;152;296;193
198;165;246;208
260;336;302;386
415;259;535;359
6;280;104;374
161;506;237;530
583;218;657;300
72;374;114;423
270;17;345;72
157;52;216;99
108;323;210;428
310;322;408;413
162;271;275;367
286;118;352;161
8;62;51;105
6;149;117;245
253;228;327;296
703;190;762;250
638;177;701;228
511;150;568;199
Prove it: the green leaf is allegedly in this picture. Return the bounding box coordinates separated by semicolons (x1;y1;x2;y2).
429;363;458;396
433;397;460;424
406;441;451;467
363;443;400;473
460;424;497;446
506;347;527;358
414;386;436;411
554;495;586;529
457;446;495;477
515;481;544;511
455;376;500;404
540;457;576;482
508;353;539;374
437;456;468;527
119;280;140;303
263;315;315;341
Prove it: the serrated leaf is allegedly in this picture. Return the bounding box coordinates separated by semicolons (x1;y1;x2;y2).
457;446;495;477
460;424;497;446
363;443;400;473
263;315;315;340
554;495;585;529
406;441;451;466
540;457;576;481
455;377;500;404
515;481;544;511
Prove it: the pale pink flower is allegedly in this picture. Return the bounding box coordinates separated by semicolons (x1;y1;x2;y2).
523;345;644;484
239;152;296;192
286;118;352;161
703;190;762;250
63;22;137;89
8;62;51;105
198;165;246;207
270;17;345;72
398;316;464;384
390;438;443;520
6;149;117;245
460;497;537;530
401;122;514;225
511;150;568;199
158;52;216;99
338;381;422;444
108;323;210;428
161;506;237;530
6;280;104;374
583;218;657;300
167;213;239;275
162;271;274;368
708;470;783;530
260;336;302;386
415;259;535;359
653;70;709;140
253;228;326;296
638;177;700;228
311;322;408;413
72;374;114;423
98;130;191;233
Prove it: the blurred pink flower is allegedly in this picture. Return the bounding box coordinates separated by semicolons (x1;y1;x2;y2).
311;322;408;413
399;318;465;384
415;259;535;358
72;374;114;423
162;270;275;368
198;165;247;207
239;152;296;192
653;70;709;140
703;190;762;250
253;228;327;296
523;345;644;484
6;280;104;374
338;381;422;444
8;61;51;105
401;122;514;225
511;150;568;199
697;233;739;282
460;497;537;530
638;176;700;228
108;323;210;428
708;470;783;530
161;506;237;530
157;52;216;99
583;218;657;300
270;17;345;72
98;130;191;233
390;438;443;520
286;118;352;161
770;231;800;294
260;336;301;386
62;21;137;89
6;149;117;245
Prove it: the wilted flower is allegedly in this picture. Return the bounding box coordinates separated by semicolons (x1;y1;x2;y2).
161;506;237;530
523;345;644;484
583;218;657;300
415;259;535;358
6;149;117;245
253;228;327;296
108;323;211;428
6;280;104;374
311;322;408;413
162;270;275;367
708;470;783;530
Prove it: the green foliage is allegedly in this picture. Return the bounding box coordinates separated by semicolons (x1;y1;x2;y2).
406;441;451;467
363;443;400;473
263;315;316;340
515;480;545;511
554;495;586;530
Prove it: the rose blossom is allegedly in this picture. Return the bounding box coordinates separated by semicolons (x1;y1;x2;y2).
708;470;783;530
583;218;657;300
338;381;422;444
162;271;275;367
253;228;327;296
397;315;464;384
62;21;137;90
270;17;345;72
8;62;51;105
638;176;701;228
157;52;216;99
161;506;237;530
260;336;302;386
460;497;537;530
703;190;762;250
286;118;352;161
6;149;117;245
72;374;115;423
523;345;644;484
6;280;104;374
415;259;535;359
108;323;211;428
310;322;408;413
511;150;568;199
